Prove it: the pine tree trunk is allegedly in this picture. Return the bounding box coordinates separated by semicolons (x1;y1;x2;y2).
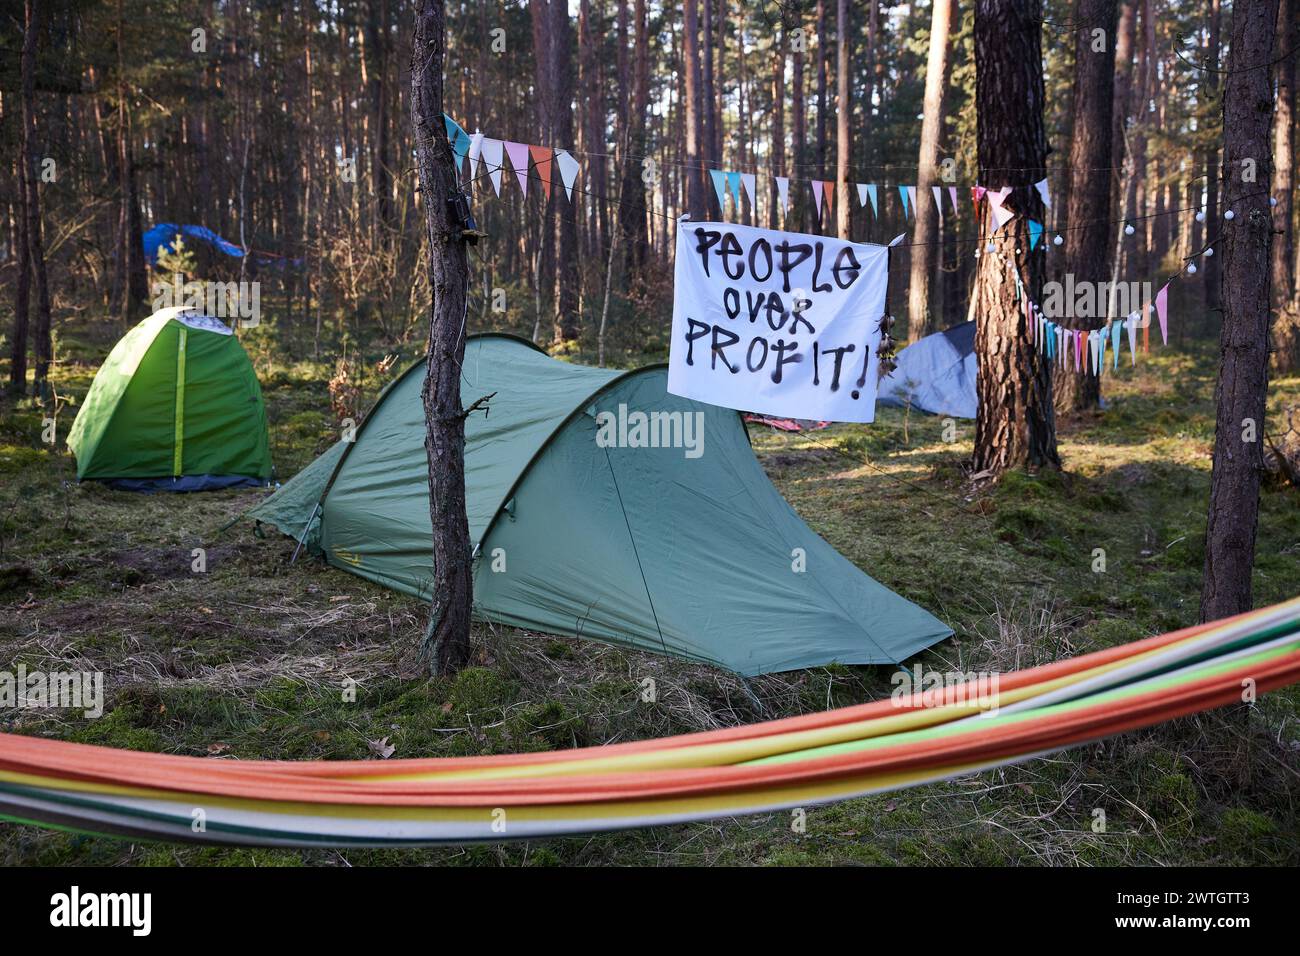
971;0;1059;476
548;0;581;343
907;0;955;342
682;0;706;215
768;22;786;229
8;148;30;398
1056;0;1117;412
412;0;473;674
618;0;649;277
1268;0;1296;322
791;16;807;232
1202;0;1223;314
834;0;852;239
1200;0;1278;623
21;0;53;400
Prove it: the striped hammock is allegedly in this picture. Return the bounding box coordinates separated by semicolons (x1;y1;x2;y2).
2;597;1298;848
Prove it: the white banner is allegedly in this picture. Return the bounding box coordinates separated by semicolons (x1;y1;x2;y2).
668;220;890;422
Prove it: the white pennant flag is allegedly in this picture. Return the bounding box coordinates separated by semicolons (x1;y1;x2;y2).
741;173;757;207
931;185;944;224
554;149;581;202
775;176;790;214
1034;177;1052;209
480;138;505;197
987;186;1016;230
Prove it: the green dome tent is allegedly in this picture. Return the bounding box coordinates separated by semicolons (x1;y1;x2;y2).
68;307;272;491
250;334;951;676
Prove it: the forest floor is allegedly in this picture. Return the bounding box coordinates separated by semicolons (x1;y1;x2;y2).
2;316;1300;866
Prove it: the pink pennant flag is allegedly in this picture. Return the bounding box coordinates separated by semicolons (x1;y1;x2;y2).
1075;329;1085;371
973;185;987;203
529;145;554;200
987;186;1015;230
948;186;960;216
811;180;824;220
504;141;530;196
1154;282;1169;345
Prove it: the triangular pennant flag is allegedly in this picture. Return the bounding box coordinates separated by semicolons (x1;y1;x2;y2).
710;170;728;211
726;171;743;208
907;186;917;219
811;180;825;220
1155;283;1169;345
444;113;469;149
973;185;988;203
1034;177;1052;209
554;148;580;202
948;186;960;216
1098;328;1108;373
468;132;485;176
857;183;869;208
866;184;878;216
898;185;911;217
1089;330;1100;374
1110;319;1123;369
1028;219;1043;250
889;233;906;247
481;138;505;196
452;129;472;174
529;145;554;200
1126;312;1138;365
504;141;530;196
932;186;945;224
740;173;757;207
824;181;836;218
988;186;1015;230
1076;329;1085;372
776;176;790;214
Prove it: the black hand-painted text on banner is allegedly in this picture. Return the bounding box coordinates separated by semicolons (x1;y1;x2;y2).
668;221;889;422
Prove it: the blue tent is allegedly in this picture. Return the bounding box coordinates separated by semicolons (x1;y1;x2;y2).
879;321;978;419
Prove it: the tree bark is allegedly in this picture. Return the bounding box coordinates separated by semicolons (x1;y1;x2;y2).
1202;0;1223;313
618;0;649;277
834;0;852;239
412;0;473;674
1269;0;1295;313
21;0;53;400
1200;0;1279;623
971;0;1059;475
8;145;31;398
769;20;786;229
907;0;955;341
682;0;706;215
791;12;807;231
1056;0;1117;411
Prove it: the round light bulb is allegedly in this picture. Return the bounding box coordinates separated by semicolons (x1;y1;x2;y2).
1225;209;1235;221
1053;235;1063;246
1124;224;1135;235
1195;211;1205;223
1270;197;1278;207
1204;247;1214;257
1187;262;1198;275
986;243;995;253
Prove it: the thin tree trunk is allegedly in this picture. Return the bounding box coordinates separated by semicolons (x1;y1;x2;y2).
21;0;53;399
971;0;1059;476
682;0;706;215
907;0;955;341
1200;0;1279;623
1056;0;1117;412
834;0;852;239
1269;0;1296;320
769;21;786;229
1203;0;1223;313
412;0;473;674
9;148;31;398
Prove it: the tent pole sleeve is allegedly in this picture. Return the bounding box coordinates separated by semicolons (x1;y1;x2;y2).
173;328;187;477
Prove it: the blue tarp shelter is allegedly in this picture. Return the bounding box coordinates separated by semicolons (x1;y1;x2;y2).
879;321;978;419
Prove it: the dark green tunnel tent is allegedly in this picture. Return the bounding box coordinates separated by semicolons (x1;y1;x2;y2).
251;334;951;676
67;308;272;491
